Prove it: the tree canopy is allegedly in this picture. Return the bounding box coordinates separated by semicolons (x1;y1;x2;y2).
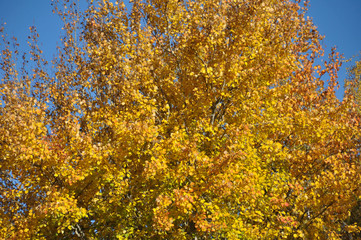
1;0;361;239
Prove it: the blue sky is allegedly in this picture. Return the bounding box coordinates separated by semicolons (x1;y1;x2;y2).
0;0;360;100
307;0;361;99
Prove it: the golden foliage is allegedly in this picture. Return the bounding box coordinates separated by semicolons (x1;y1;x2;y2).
1;0;361;239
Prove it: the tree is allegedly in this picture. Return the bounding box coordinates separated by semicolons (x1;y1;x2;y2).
1;0;361;239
